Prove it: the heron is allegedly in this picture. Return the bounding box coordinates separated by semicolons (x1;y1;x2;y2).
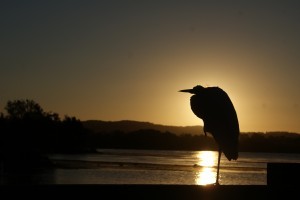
179;85;239;185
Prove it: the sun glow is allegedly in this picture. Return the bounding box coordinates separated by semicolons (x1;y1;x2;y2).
195;151;217;185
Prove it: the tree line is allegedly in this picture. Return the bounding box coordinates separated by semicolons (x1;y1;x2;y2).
87;130;300;153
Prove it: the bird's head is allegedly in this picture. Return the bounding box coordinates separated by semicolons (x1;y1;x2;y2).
179;85;204;94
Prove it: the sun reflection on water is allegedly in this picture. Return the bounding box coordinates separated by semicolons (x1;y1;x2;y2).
195;151;217;185
196;168;216;185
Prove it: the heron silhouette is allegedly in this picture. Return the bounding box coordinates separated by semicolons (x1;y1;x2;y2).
179;85;239;185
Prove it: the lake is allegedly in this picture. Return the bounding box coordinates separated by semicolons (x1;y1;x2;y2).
2;149;300;185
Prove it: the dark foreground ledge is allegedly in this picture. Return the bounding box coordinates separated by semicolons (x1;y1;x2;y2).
0;185;298;199
267;162;300;186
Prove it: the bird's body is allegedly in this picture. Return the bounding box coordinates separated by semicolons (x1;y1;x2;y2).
180;85;239;184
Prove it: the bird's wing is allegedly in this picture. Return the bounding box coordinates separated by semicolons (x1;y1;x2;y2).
191;87;239;160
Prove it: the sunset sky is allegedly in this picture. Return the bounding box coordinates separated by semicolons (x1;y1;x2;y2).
1;1;300;133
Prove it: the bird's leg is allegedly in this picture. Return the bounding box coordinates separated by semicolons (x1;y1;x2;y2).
203;125;207;137
216;149;221;185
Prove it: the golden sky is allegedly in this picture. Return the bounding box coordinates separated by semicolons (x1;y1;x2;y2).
1;1;300;132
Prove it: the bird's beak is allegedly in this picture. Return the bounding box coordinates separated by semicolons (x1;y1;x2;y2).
179;89;194;93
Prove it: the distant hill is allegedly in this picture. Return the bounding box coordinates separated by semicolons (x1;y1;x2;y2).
82;120;204;135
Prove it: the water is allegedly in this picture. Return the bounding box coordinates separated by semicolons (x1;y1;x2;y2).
2;149;300;185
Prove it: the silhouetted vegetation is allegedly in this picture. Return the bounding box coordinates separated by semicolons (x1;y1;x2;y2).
86;129;216;151
0;99;88;172
239;132;300;153
86;128;300;153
